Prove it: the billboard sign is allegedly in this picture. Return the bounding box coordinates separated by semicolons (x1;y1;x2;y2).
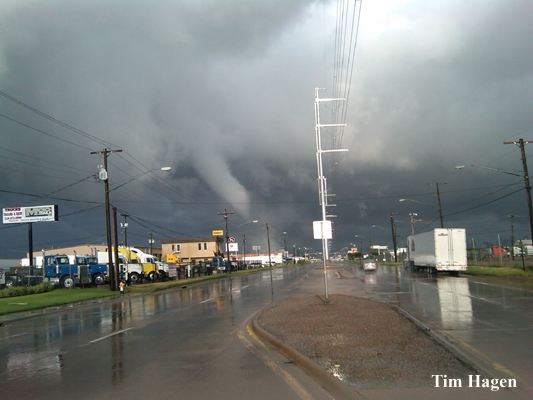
212;229;224;236
3;205;58;224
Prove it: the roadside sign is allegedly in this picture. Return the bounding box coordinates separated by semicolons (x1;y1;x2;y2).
167;263;177;278
212;230;224;236
3;205;58;224
313;220;332;240
226;243;239;252
228;237;235;243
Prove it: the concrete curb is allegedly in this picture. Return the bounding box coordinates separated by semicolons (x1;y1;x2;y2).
390;304;491;377
251;308;366;400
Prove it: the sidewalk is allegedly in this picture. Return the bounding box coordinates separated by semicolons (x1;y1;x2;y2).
253;263;525;400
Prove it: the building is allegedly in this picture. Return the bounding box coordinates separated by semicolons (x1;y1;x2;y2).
25;244;163;261
161;236;224;264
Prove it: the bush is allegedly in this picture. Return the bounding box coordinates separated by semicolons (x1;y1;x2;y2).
0;281;54;298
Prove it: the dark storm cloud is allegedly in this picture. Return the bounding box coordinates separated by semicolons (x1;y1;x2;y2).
0;0;532;258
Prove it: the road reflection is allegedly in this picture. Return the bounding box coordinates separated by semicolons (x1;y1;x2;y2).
357;264;479;342
111;302;125;386
437;277;473;339
0;264;315;394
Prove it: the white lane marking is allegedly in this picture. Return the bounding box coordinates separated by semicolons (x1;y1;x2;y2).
89;328;134;344
0;332;29;341
200;298;215;304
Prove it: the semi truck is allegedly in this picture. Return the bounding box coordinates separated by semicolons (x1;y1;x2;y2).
43;255;92;288
212;256;238;272
404;228;467;275
19;255;92;288
123;247;159;281
97;250;144;284
71;255;108;285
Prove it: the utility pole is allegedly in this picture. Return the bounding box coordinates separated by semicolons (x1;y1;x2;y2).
409;212;417;235
91;147;122;291
507;214;515;261
148;232;154;255
388;213;398;262
218;209;234;273
428;182;447;228
504;139;533;246
243;234;246;268
112;207;120;290
120;213;129;247
266;223;273;299
293;243;296;264
314;87;347;300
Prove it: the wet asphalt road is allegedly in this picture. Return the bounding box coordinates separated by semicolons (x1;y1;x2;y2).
1;262;532;399
0;265;336;400
342;261;533;397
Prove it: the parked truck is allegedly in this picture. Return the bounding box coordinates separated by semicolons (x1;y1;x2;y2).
122;247;159;281
97;250;144;284
404;228;467;275
211;256;237;272
43;254;92;288
71;255;108;285
19;254;92;288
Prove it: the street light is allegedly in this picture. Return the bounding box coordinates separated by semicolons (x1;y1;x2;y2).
354;234;366;262
119;213;129;248
236;220;258;228
237;220;258;268
371;225;388;255
109;166;172;193
218;209;234;274
455;164;522;177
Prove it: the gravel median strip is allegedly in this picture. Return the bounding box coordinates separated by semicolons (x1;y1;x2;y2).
257;294;477;391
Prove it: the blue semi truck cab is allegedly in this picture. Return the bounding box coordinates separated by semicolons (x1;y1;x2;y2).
212;256;237;272
73;255;108;285
44;255;92;288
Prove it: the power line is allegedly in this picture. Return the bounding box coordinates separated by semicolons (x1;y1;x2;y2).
0;91;119;148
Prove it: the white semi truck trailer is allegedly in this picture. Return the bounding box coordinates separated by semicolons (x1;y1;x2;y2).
404;228;467;275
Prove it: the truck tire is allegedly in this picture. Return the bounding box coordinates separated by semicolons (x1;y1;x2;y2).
158;271;167;281
129;272;140;284
5;278;16;288
61;275;75;289
93;273;105;285
147;271;156;282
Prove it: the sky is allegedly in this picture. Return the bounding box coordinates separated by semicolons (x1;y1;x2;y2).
1;0;532;260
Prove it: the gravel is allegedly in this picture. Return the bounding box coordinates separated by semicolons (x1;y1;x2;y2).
257;294;477;390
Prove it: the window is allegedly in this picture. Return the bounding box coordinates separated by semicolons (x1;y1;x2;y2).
198;243;202;251
204;243;207;250
171;244;175;251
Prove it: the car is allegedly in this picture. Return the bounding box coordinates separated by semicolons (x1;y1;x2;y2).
361;259;378;271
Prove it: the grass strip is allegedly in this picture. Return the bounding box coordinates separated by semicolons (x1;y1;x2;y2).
466;265;533;278
0;265;286;316
0;288;116;315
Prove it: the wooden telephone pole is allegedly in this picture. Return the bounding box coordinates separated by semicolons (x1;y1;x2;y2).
91;148;122;290
504;139;533;247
